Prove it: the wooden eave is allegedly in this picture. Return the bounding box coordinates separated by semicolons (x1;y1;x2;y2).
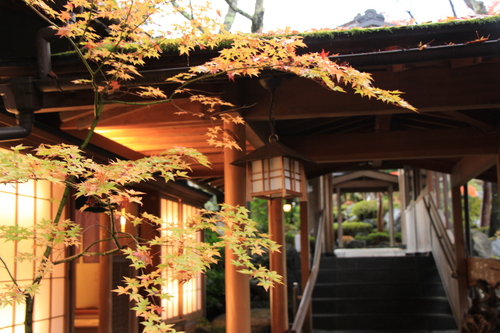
331;170;399;193
1;8;500;193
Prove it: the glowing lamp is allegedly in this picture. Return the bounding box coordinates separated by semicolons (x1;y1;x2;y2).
283;203;292;212
232;140;312;200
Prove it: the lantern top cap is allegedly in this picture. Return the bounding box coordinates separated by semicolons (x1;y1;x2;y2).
231;141;316;167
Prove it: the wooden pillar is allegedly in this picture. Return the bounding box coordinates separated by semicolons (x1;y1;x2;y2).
388;185;395;247
451;185;469;328
269;198;288;333
323;174;335;254
223;120;251;333
98;214;112;333
299;200;312;333
398;168;407;245
376;192;384;232
336;187;343;248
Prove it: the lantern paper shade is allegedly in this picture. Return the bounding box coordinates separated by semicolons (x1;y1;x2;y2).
232;141;314;200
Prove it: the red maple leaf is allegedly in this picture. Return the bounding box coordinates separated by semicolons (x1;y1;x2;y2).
60;11;72;21
319;49;330;59
109;80;121;92
132;250;153;266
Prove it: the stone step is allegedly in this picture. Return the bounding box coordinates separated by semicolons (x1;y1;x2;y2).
311;254;457;331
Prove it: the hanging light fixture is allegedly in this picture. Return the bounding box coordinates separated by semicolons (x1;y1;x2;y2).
232;77;314;200
283;201;293;212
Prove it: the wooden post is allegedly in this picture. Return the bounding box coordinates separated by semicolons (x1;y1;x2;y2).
376;192;384;232
388;185;395;246
451;185;469;328
398;168;407;245
269;198;288;333
336;187;343;248
223;120;251;333
98;213;112;333
299;200;312;333
323;174;335;254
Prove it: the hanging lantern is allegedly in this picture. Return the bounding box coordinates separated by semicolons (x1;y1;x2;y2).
232;139;313;200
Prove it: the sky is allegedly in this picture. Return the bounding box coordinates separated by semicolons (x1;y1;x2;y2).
207;0;498;32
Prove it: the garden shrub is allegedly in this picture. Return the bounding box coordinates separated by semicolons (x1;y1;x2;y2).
355;231;402;246
334;221;373;236
351;200;379;220
366;232;390;245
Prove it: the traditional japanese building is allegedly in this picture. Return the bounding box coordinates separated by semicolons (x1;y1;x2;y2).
1;1;500;332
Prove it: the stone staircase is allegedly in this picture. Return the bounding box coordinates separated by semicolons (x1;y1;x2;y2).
311;254;458;332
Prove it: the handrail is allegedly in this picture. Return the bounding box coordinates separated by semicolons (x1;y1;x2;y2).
424;194;457;276
289;210;325;333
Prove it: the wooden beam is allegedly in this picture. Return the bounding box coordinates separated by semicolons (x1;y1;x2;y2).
331;170;399;185
283;128;498;163
444;111;497;133
336;179;399;190
240;63;500;120
451;155;497;187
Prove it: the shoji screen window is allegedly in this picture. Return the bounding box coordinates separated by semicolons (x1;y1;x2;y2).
160;197;180;321
181;204;203;317
0;176;68;333
160;197;203;322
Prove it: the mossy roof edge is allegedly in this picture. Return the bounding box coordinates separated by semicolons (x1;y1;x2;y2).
296;16;500;41
49;16;500;59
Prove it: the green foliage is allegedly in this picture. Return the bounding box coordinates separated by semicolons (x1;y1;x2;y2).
334;221;374;236
203;229;226;320
354;231;401;246
249;198;268;233
365;232;390;245
351;200;386;221
466;195;482;223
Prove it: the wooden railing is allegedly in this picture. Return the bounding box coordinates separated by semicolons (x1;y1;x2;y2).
423;194;461;324
289;210;325;333
424;195;457;275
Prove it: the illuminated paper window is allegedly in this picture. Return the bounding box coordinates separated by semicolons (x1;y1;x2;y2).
161;198;203;322
0;174;67;332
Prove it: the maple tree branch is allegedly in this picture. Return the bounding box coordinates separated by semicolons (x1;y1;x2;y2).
0;257;18;286
53;238;126;265
224;0;253;21
169;0;205;33
170;0;194;20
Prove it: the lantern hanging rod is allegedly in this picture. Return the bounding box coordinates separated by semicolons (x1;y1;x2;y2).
259;77;282;143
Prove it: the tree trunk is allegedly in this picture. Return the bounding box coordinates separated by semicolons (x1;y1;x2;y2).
480;181;492;227
251;0;264;33
488;183;500;237
463;0;488;14
25;295;34;333
222;0;237;31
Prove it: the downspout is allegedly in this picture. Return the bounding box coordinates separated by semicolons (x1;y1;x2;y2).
0;26;53;142
0;77;38;141
36;26;58;80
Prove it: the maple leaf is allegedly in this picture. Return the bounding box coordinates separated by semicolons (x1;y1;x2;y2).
109;81;121;92
132;249;154;266
113;285;129;296
55;27;71;38
59;10;71;21
148;304;164;314
319;49;330;59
